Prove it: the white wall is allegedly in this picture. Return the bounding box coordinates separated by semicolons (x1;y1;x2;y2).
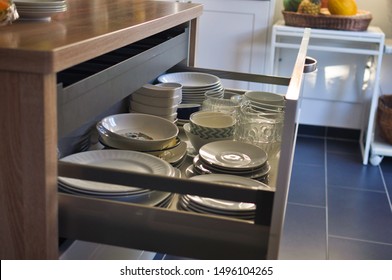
273;0;392;93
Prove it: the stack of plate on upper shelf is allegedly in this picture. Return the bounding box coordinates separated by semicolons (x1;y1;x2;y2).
14;0;67;20
185;140;271;184
177;174;271;221
58;150;179;208
158;72;224;105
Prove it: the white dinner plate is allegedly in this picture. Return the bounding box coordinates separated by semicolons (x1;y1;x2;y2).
199;140;268;171
158;72;221;88
193;155;271;177
17;8;66;19
57;181;150;196
182;85;223;93
59;150;176;194
14;0;66;6
182;174;271;213
190;174;270;192
179;196;255;220
59;184;173;207
185;194;255;212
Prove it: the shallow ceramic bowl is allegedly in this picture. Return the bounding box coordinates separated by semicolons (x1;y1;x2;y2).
98;113;178;151
131;92;181;108
183;123;233;152
130;100;178;116
137;83;181;98
129;110;178;122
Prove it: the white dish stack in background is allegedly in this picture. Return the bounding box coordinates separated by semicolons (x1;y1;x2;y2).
14;0;67;20
158;72;223;105
129;83;182;122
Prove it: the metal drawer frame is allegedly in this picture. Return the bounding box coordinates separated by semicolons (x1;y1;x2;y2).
58;28;312;260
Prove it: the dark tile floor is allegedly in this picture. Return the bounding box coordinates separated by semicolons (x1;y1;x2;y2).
279;125;392;260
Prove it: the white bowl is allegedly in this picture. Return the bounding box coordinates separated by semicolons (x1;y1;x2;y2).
136;84;180;98
183;123;233;152
155;82;182;91
189;111;235;139
244;91;284;106
131;92;181;108
130;100;178;116
98;113;179;151
129;110;178;123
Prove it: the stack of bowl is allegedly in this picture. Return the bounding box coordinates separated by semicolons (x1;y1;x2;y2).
129;83;182;122
234;91;286;159
202;89;241;116
185;140;271;184
96;113;183;157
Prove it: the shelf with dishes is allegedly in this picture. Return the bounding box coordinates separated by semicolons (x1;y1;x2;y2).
58;68;289;220
59;93;277;222
58;30;313;258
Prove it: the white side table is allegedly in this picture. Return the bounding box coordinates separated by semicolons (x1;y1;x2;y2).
268;21;385;164
369;38;392;165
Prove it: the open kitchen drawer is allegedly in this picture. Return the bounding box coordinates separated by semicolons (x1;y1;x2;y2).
57;25;312;260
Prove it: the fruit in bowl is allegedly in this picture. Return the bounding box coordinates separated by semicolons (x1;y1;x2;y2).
328;0;357;16
297;0;321;15
0;0;18;26
283;0;303;12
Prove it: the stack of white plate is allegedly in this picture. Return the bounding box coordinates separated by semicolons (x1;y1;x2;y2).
185;140;270;184
14;0;67;20
177;174;271;221
158;72;223;105
58;150;179;208
130;84;182;122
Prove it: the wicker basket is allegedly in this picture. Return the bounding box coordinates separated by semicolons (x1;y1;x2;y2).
282;9;372;31
377;95;392;145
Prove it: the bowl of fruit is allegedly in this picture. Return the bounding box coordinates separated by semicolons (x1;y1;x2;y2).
282;0;372;31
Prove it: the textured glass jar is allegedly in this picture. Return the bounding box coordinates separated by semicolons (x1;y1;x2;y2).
234;101;284;159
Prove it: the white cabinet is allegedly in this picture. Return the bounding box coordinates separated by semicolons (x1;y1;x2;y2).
268;21;385;164
191;0;275;90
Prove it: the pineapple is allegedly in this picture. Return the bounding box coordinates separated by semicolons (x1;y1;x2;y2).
297;0;321;15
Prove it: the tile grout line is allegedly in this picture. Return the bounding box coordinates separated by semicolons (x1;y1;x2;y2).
287;201;325;209
379;165;392;214
329;235;392;246
328;184;386;194
324;135;329;260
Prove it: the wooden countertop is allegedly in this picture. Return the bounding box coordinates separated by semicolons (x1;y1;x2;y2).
0;0;203;73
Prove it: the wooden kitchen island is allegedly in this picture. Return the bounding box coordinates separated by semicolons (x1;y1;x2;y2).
0;0;203;259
